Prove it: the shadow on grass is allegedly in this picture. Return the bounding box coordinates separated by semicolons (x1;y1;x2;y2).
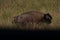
0;25;60;36
0;25;60;31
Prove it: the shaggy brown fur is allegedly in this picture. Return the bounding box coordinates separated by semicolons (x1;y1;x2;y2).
12;11;52;27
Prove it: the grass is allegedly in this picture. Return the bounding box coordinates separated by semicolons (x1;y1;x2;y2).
0;0;60;30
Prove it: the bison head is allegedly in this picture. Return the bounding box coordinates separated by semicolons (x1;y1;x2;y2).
42;13;52;24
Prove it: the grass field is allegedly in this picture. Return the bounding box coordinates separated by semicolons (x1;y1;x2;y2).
0;0;60;30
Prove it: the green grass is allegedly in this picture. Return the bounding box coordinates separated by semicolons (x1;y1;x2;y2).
0;0;60;30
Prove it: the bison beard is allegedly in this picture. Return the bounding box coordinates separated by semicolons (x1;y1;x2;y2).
12;11;52;29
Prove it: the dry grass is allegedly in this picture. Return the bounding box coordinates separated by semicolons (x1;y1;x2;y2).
0;0;60;30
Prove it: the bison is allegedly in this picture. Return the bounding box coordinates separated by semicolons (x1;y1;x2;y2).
12;11;52;27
